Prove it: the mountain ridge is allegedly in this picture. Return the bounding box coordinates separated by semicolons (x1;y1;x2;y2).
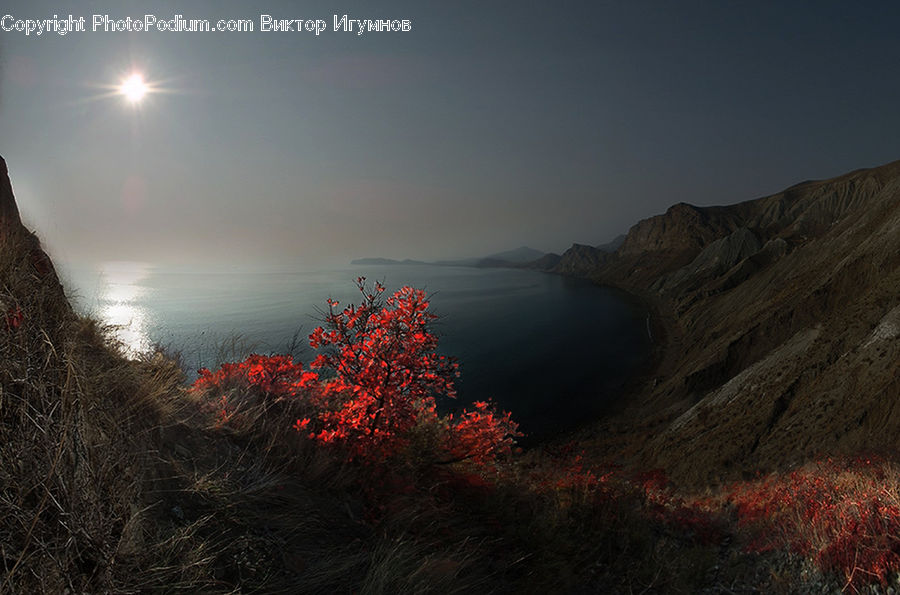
558;158;900;485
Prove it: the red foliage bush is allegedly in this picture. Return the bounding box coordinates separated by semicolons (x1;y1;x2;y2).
528;450;723;545
526;452;900;589
444;401;520;465
195;354;318;399
727;457;900;590
192;278;521;469
194;354;319;426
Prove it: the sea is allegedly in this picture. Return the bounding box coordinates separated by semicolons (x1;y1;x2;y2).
60;262;652;442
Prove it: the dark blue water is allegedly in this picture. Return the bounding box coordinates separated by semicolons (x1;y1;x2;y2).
63;262;651;441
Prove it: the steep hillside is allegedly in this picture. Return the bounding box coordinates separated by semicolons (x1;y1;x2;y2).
569;159;900;485
0;158;67;308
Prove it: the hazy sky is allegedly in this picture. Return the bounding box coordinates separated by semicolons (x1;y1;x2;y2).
2;0;900;267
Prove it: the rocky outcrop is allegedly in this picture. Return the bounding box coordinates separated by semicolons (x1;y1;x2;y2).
574;159;900;485
652;227;762;294
552;243;611;277
545;235;625;275
0;157;26;229
0;155;69;316
618;202;745;258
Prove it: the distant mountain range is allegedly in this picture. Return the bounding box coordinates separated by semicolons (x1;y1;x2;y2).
351;243;624;270
350;257;429;266
484;246;546;263
352;246;551;268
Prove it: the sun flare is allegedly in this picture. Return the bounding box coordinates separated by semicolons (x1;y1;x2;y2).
119;74;148;103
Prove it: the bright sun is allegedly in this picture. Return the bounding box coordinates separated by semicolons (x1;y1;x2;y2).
119;74;148;103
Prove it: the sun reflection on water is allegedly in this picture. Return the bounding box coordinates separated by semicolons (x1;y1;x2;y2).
96;261;154;355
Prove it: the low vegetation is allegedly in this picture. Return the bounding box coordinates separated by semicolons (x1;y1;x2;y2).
726;456;900;591
3;232;899;593
193;279;521;469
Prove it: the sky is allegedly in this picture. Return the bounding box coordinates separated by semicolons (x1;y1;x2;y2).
1;0;900;268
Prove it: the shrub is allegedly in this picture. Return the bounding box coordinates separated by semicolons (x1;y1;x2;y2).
192;278;521;470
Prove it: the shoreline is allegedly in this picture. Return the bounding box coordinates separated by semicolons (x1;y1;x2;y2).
524;266;680;452
586;282;676;411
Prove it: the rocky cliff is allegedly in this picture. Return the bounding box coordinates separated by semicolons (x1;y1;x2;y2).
551;243;611;276
0;156;69;320
573;160;900;485
0;157;24;227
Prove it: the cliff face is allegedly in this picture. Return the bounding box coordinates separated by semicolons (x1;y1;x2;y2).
0;156;69;317
0;158;24;227
618;202;746;257
552;243;611;276
577;159;900;485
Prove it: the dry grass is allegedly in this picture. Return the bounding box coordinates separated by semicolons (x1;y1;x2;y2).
0;229;181;592
0;230;506;593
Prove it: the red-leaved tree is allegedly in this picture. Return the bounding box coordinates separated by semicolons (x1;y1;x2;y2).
307;277;520;464
192;278;521;468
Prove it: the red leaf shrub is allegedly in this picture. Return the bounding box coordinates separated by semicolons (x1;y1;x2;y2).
445;401;520;465
192;354;319;427
192;278;521;469
194;354;318;399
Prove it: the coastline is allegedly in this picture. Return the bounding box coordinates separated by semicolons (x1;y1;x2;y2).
522;265;680;452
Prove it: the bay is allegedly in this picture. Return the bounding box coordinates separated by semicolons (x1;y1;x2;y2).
61;262;652;442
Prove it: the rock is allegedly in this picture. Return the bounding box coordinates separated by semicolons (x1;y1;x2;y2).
655;227;763;293
551;243;610;277
0;157;24;228
0;155;71;321
618;202;744;258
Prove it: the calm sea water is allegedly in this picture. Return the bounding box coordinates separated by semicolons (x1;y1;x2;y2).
61;262;651;442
